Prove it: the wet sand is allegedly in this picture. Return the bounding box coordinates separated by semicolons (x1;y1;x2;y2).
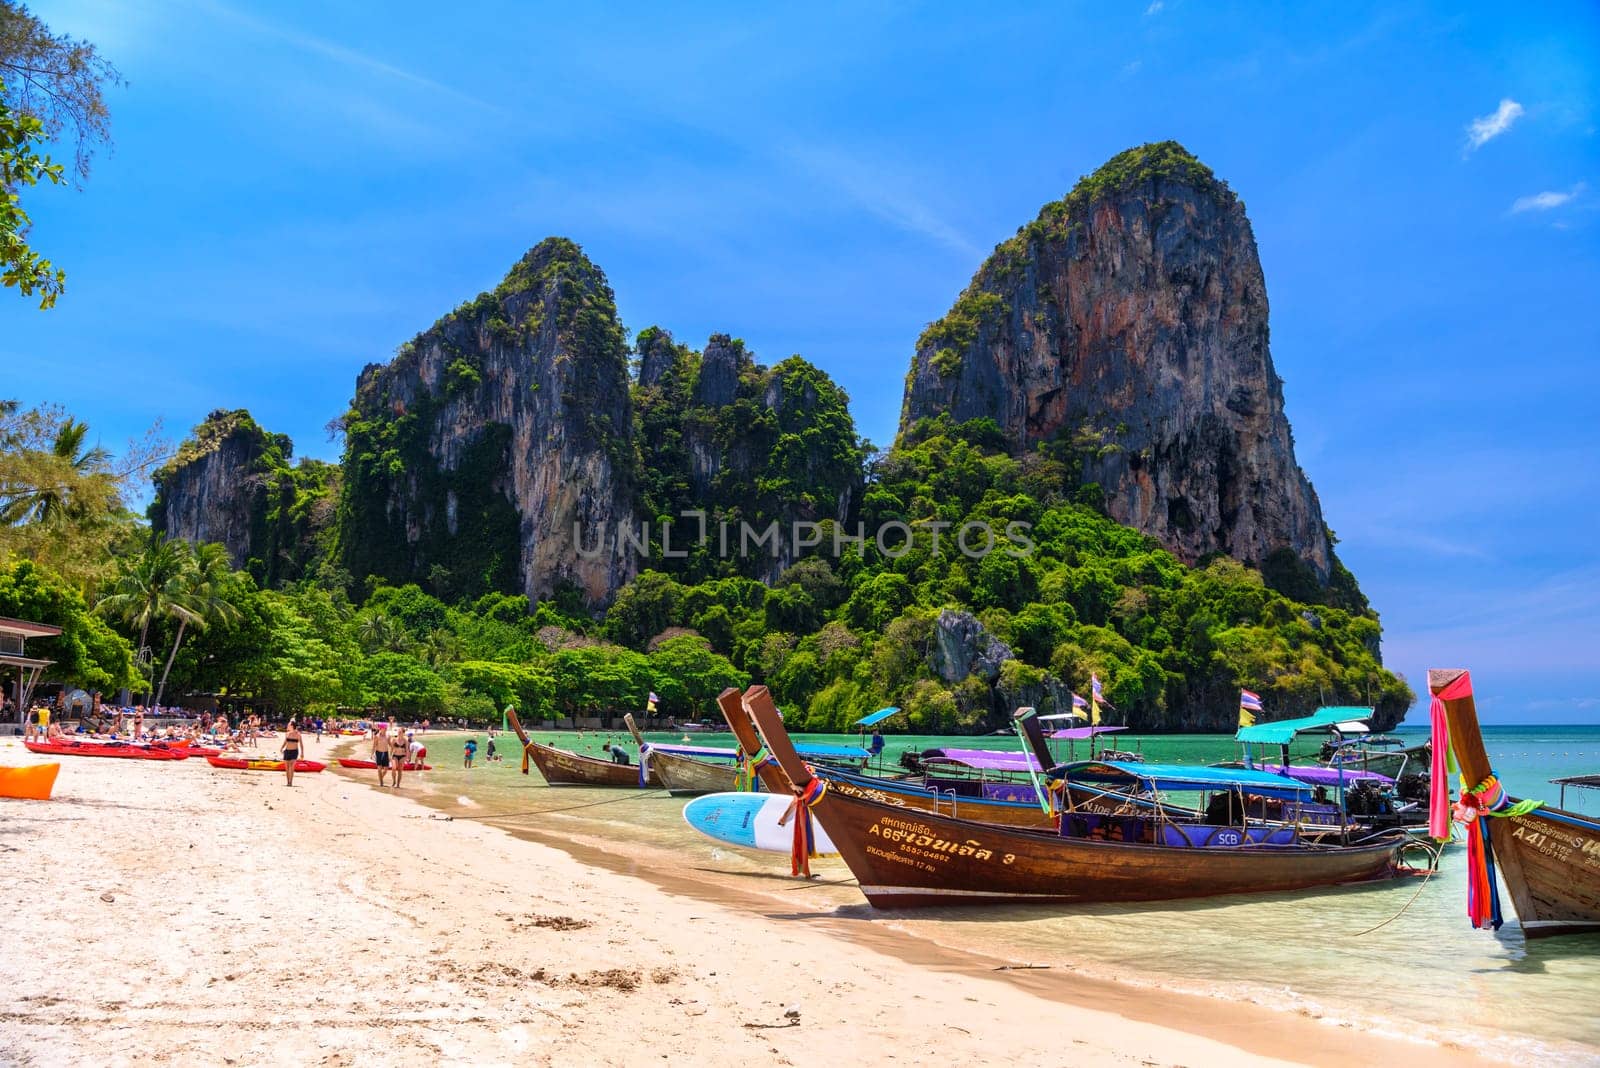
1;735;1498;1067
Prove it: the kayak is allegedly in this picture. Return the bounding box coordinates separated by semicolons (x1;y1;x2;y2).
206;756;326;772
0;763;61;800
336;758;432;771
24;739;187;761
153;741;223;757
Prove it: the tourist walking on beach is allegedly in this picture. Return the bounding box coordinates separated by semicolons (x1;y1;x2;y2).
373;724;393;786
390;723;407;788
281;720;304;786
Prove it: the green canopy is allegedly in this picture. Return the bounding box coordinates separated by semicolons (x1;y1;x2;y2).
1235;706;1375;745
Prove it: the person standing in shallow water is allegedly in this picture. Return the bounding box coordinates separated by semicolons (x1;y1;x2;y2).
463;737;477;768
281;720;304;786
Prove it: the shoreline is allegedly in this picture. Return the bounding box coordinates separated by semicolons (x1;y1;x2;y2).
0;736;1511;1066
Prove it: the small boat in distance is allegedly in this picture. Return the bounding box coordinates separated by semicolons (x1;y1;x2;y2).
1430;668;1600;939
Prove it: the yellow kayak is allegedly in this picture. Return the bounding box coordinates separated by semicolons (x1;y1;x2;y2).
0;762;61;800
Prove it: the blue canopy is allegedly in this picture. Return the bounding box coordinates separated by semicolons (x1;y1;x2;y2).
1234;706;1375;745
853;706;902;728
796;742;871;760
1058;760;1316;802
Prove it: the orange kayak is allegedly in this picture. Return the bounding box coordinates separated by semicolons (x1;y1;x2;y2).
0;763;61;800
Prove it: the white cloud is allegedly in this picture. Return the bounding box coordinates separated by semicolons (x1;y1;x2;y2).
780;142;982;259
193;0;508;118
1464;98;1524;153
1511;183;1585;213
1146;1;1165;14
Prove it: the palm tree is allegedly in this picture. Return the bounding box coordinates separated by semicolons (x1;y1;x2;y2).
356;609;412;654
420;627;464;667
97;535;196;699
0;417;111;526
153;542;241;706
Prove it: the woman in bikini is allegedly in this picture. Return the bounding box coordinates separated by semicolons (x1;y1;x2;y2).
281;720;304;786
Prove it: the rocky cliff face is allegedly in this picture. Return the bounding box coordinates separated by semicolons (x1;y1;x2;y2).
151;410;275;569
151;410;339;586
902;142;1333;586
337;239;636;607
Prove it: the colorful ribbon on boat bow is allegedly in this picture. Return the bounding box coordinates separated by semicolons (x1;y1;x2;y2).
520;741;533;775
1454;773;1544;930
735;747;777;792
789;776;829;877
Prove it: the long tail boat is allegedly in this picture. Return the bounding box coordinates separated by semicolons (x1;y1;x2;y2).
1430;668;1600;939
505;707;660;788
711;689;1062;828
624;713;737;796
742;685;1410;908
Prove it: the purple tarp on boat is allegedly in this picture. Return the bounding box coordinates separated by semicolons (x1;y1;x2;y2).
1256;763;1393;787
923;748;1041;772
1048;726;1129;741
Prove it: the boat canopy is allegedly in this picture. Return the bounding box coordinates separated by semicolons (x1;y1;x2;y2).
922;748;1040;772
1048;725;1127;741
647;742;869;762
1234;706;1376;745
853;706;902;728
1057;760;1317;801
1247;763;1392;787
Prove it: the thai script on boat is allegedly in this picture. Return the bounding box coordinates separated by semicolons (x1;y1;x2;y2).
1511;816;1600;869
867;818;1015;864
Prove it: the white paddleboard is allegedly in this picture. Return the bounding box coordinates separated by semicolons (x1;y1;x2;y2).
682;791;838;856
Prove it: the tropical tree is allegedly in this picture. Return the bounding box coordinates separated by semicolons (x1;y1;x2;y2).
153;542;241;705
96;535;196;700
0;415;108;525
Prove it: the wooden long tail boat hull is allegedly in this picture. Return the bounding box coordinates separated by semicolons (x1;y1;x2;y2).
801;784;1406;908
1431;668;1600;939
741;685;1406;909
649;748;739;796
505;708;659;788
521;738;659;788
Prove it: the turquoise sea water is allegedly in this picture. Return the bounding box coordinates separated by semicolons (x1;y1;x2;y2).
362;724;1600;1063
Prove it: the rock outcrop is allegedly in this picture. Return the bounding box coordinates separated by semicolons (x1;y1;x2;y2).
902;142;1333;585
151;410;275;569
151;410;338;585
337;239;636;607
929;609;1013;684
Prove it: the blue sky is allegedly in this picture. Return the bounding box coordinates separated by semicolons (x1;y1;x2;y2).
5;2;1597;722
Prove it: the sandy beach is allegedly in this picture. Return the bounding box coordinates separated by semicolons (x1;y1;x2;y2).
0;735;1498;1068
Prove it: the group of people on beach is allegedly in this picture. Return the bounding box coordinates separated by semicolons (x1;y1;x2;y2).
371;721;426;787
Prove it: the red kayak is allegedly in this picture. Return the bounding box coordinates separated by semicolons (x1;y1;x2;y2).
153;741;223;757
24;739;187;761
205;756;325;772
337;758;432;771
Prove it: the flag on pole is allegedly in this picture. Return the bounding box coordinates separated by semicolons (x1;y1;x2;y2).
1090;673;1103;726
1238;688;1261;728
646;691;659;713
1071;693;1088;709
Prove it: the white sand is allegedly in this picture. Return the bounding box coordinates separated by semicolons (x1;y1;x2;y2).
0;736;1493;1067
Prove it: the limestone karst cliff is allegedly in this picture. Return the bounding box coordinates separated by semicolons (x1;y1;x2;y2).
150;409;337;586
901;141;1350;602
335;238;637;607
